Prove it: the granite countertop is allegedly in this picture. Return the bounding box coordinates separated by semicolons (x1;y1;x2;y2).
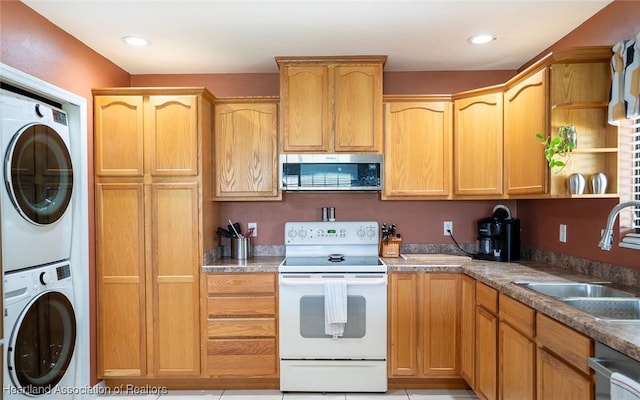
202;254;640;362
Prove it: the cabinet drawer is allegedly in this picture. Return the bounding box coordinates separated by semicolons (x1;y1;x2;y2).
477;282;498;313
207;273;276;295
536;313;592;374
499;293;535;338
208;296;276;316
208;318;276;338
207;338;277;377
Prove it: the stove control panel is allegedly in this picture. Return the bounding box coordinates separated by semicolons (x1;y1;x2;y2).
285;221;379;244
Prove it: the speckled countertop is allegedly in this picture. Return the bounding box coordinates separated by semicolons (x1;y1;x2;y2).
202;254;640;363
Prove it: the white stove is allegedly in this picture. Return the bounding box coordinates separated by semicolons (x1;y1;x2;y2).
279;221;386;273
278;221;388;393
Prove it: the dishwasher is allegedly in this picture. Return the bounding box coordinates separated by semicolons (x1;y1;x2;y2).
589;342;640;400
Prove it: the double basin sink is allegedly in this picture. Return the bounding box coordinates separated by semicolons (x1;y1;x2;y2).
513;281;640;323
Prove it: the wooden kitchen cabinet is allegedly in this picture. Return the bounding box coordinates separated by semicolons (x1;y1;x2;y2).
548;58;618;198
460;275;476;388
499;294;536;400
536;313;594;400
94;88;217;379
206;273;278;378
277;56;386;153
382;96;453;199
213;97;280;200
475;282;498;400
388;272;462;385
453;88;504;198
503;68;548;196
502;47;616;199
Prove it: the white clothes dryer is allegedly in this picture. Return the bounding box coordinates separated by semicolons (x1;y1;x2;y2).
1;88;73;272
3;261;77;398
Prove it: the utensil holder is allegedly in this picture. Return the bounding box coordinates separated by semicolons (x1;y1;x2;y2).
231;237;253;260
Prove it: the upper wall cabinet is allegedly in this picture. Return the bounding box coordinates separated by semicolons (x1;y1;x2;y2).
213;97;281;201
504;68;548;196
94;92;201;177
453;87;504;198
547;58;618;197
276;56;386;153
382;96;453;199
502;47;616;199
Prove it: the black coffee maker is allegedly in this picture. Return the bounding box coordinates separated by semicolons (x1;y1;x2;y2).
475;205;520;262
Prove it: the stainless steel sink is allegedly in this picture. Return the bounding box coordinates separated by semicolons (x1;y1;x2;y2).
513;282;636;299
562;298;640;322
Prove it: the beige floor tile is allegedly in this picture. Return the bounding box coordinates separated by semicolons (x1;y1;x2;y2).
220;389;283;400
346;389;408;399
160;390;224;399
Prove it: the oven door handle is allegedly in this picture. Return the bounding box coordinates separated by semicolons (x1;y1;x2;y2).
279;277;387;287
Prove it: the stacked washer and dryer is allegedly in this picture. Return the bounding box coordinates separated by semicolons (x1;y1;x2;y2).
1;88;78;398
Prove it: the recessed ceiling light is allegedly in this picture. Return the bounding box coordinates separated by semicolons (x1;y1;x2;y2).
467;34;496;45
122;35;151;47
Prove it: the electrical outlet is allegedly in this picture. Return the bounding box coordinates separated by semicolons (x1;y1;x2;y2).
559;224;567;243
444;221;453;236
247;222;257;237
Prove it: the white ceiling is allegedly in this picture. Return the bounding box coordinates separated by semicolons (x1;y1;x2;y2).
22;0;614;74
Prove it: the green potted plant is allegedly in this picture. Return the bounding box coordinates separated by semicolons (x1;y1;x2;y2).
536;126;576;172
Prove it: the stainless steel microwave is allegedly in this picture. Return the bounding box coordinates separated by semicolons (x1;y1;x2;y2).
280;153;383;191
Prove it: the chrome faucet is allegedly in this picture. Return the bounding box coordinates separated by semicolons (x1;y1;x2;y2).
598;200;640;250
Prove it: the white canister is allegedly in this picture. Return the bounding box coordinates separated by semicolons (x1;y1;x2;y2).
590;172;608;194
567;173;586;195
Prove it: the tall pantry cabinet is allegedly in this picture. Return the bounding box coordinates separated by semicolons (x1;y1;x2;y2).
93;88;217;379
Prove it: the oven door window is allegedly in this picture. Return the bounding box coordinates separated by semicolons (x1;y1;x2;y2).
300;295;366;338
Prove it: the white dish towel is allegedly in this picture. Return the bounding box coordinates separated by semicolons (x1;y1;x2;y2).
324;279;348;338
611;372;640;400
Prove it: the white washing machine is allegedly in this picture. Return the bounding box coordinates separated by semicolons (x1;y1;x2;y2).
0;88;74;272
4;261;77;398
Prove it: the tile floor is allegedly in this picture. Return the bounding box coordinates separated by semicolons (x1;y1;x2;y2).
97;389;479;400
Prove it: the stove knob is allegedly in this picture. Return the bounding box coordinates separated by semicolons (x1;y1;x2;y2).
298;229;307;238
39;271;53;286
287;228;297;238
357;228;365;238
366;227;376;238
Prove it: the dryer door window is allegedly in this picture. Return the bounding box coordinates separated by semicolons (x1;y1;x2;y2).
9;291;77;395
5;123;73;225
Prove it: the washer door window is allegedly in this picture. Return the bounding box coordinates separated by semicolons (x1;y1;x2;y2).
9;291;77;395
5;123;73;225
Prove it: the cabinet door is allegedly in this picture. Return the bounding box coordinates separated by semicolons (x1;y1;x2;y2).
383;100;452;199
280;65;330;152
423;274;460;377
460;275;476;387
94;95;144;177
388;272;420;376
454;92;504;197
96;183;146;377
147;95;199;176
537;349;593;400
150;182;200;376
475;306;498;400
500;323;535;400
214;101;280;200
334;65;383;152
504;69;548;195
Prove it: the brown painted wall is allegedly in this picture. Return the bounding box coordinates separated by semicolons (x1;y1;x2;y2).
1;0;131;387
